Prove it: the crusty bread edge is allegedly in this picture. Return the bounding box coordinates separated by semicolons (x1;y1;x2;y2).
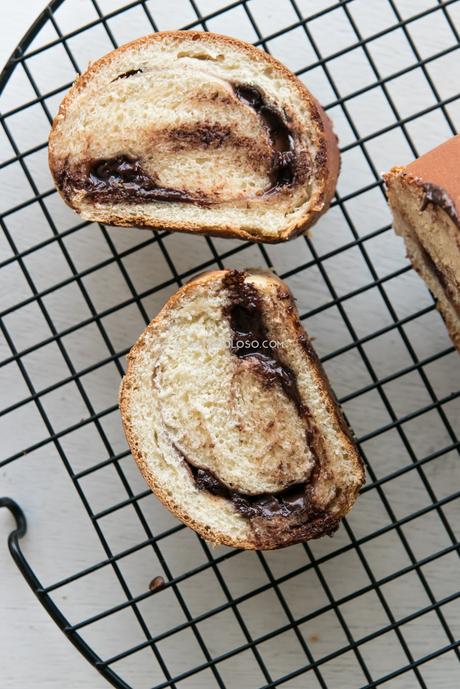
119;269;365;550
48;31;340;243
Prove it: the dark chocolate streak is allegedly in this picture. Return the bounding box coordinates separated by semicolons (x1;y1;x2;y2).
193;463;310;519
112;68;143;81
420;182;460;229
416;237;460;319
174;442;312;519
222;270;305;414
232;84;296;189
85;156;204;204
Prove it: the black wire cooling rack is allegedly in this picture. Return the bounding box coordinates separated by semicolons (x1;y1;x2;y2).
1;1;459;688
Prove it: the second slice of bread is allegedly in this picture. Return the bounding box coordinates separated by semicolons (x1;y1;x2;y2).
120;269;364;549
384;135;460;350
49;31;339;243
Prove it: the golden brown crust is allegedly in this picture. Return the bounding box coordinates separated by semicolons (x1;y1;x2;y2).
119;269;364;549
48;31;339;243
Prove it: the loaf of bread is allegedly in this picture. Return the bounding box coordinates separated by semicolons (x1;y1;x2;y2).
384;135;460;351
49;31;339;243
119;269;364;549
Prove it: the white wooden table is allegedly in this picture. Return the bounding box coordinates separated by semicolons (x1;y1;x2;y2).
1;2;459;689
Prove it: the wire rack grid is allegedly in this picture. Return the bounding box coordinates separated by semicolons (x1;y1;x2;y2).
0;1;459;688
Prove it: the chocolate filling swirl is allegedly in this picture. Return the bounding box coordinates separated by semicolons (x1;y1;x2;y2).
232;84;296;189
60;82;299;205
179;271;332;527
175;441;316;521
420;182;460;229
222;270;305;415
191;462;311;519
86;157;203;204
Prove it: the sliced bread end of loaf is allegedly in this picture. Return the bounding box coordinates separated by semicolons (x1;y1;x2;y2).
384;168;460;351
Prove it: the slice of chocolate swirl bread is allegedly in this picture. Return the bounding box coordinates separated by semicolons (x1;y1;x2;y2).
119;270;364;549
48;31;339;243
384;135;460;351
